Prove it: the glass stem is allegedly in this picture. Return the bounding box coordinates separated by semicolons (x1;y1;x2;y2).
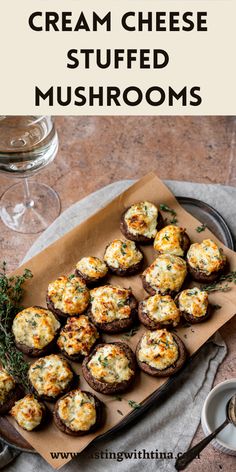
23;178;34;208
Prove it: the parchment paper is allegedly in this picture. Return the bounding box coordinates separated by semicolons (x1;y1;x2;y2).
6;172;236;469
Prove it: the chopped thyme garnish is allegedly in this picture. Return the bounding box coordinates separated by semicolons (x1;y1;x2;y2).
114;395;122;401
0;262;33;392
68;274;75;280
115;397;141;410
117;409;124;416
117;299;127;308
101;358;109;367
163;234;170;241
196;223;207;233
211;304;222;310
128;400;141;409
187;289;198;296
121;326;139;340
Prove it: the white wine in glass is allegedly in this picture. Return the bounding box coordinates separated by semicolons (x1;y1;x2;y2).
0;116;60;233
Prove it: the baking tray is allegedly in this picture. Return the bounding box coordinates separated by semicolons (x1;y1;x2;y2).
177;197;235;251
0;195;234;454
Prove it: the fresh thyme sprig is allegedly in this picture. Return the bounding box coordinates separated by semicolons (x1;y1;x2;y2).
203;271;236;293
160;204;178;224
0;262;33;392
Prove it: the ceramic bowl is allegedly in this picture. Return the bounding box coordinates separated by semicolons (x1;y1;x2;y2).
201;379;236;456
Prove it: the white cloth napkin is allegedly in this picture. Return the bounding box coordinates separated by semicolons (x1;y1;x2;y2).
1;179;232;472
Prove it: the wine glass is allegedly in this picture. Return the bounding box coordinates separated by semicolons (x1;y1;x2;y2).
0;116;61;233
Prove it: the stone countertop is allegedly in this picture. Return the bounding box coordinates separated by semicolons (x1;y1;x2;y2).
1;116;236;271
0;116;236;471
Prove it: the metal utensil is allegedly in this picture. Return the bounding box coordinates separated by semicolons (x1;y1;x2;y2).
175;394;236;470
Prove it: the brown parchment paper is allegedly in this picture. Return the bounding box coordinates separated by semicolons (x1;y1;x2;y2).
5;172;236;469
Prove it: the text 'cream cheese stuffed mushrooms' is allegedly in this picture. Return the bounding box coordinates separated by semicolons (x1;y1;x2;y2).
88;285;138;333
46;275;90;318
12;306;61;357
136;329;187;377
186;239;227;283
154;225;190;257
104;239;143;276
120;201;163;244
0;369;22;415
141;254;187;296
54;389;103;436
138;294;181;330
175;287;210;324
57;315;99;361
10;394;46;431
82;342;136;394
28;354;75;401
75;256;108;286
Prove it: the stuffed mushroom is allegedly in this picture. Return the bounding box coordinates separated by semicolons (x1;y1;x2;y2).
154;225;190;257
141;254;187;296
12;306;61;357
28;354;75;401
175;287;210;324
57;315;99;361
82;342;136;394
138;294;181;330
136;329;187;377
104;239;143;276
46;275;90;319
75;257;108;286
87;285;138;333
10;394;47;431
54;389;103;436
120;201;163;244
0;369;22;415
186;239;227;283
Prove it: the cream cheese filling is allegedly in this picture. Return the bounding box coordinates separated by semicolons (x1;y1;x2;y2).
28;355;73;398
124;201;158;238
12;307;60;349
142;294;180;326
143;255;187;293
90;285;132;323
138;330;179;370
104;239;143;269
178;287;208;318
88;344;134;383
57;390;96;431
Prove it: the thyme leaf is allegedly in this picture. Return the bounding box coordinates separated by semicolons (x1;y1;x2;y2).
196;223;207;233
128;400;141;410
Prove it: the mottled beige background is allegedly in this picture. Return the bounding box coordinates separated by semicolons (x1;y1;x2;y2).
0;1;235;114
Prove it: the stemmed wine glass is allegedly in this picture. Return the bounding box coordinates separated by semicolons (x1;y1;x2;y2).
0;116;60;233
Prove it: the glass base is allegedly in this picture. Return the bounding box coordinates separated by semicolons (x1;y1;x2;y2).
0;181;61;233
